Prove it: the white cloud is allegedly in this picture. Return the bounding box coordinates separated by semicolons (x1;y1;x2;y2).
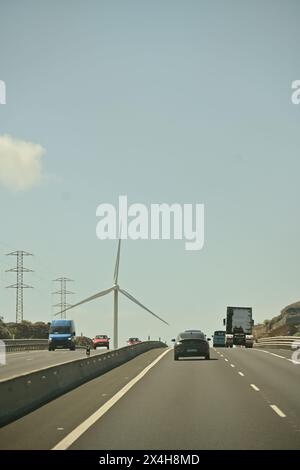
0;134;45;191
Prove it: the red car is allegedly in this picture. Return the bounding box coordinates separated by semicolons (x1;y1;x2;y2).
93;334;110;350
127;337;142;345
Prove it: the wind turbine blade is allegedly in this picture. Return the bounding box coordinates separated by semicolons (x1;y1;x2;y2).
119;288;170;326
53;286;115;317
113;238;121;284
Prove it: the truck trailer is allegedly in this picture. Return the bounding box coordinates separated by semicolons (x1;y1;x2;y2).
224;306;254;348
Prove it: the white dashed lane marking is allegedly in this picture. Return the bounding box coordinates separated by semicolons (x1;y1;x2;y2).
270;405;286;418
225;350;289;419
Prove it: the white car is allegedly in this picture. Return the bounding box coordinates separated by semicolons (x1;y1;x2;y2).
291;340;300;350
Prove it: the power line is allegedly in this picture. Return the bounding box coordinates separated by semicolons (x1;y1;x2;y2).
52;277;74;319
6;251;34;323
0;240;61;281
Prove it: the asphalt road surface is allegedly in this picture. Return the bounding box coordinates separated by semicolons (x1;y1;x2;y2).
0;348;109;381
0;346;300;449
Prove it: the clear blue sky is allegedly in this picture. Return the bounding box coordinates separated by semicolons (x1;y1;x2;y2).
0;0;300;344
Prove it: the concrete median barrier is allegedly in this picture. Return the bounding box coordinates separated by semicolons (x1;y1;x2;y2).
0;341;167;427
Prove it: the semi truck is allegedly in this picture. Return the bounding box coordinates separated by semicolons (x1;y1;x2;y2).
223;306;254;348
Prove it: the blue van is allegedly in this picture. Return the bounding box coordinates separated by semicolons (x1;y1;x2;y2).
48;319;76;351
213;330;226;347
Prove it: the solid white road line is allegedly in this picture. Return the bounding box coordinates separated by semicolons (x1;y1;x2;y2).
253;349;287;360
238;372;244;376
250;384;260;391
52;348;171;450
270;405;286;418
265;352;286;359
287;356;300;365
253;348;300;365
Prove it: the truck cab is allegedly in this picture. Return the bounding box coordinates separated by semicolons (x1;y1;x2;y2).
48;319;76;351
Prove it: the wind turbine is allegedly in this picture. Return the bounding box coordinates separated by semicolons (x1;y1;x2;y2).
54;240;169;349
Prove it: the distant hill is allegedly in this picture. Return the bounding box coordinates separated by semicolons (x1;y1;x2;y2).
254;301;300;338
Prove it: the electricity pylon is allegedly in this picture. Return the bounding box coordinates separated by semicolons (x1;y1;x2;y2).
6;251;34;323
52;277;74;319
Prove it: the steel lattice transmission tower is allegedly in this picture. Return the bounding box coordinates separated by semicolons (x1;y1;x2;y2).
52;278;74;319
6;251;34;323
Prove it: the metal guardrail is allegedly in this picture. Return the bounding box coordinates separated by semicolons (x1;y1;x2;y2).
2;339;88;352
1;338;164;353
255;336;300;350
2;339;49;352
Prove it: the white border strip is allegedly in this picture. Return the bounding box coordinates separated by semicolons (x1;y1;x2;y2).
253;348;300;365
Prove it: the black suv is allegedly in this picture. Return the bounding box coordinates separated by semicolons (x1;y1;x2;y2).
172;330;211;360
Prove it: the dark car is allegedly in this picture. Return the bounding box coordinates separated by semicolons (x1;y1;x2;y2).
172;331;211;360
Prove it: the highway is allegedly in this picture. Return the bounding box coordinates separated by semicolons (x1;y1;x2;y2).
1;346;300;449
0;348;108;381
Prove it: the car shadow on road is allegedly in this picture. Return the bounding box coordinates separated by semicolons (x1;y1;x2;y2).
177;358;218;361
